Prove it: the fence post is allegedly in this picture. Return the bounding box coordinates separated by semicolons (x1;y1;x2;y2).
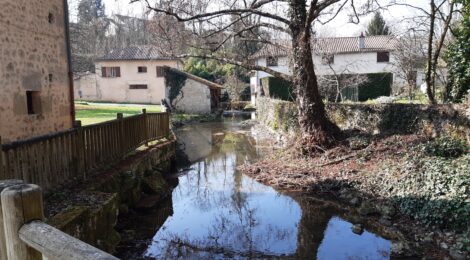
1;183;44;260
0;179;24;260
117;113;124;155
142;109;149;146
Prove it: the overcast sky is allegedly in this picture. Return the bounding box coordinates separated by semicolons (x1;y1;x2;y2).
70;0;432;37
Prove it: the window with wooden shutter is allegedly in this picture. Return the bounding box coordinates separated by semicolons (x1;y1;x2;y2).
156;66;164;77
101;67;121;78
138;66;147;73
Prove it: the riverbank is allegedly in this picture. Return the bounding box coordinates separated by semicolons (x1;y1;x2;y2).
239;123;469;259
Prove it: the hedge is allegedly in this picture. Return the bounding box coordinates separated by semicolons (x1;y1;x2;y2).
261;77;296;101
262;72;392;102
342;72;393;101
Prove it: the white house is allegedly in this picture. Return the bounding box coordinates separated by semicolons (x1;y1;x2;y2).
250;35;424;105
74;46;223;114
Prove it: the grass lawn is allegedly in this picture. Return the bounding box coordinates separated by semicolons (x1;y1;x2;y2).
75;101;162;125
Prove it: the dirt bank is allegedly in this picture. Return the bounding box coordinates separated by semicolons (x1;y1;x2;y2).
239;124;469;259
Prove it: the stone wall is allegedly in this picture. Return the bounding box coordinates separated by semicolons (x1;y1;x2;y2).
0;0;73;142
45;138;176;253
256;97;470;142
172;78;212;114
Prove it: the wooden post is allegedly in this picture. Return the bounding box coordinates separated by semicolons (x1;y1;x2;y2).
73;120;82;129
1;184;44;260
142;109;149;146
117;113;124;155
0;180;24;260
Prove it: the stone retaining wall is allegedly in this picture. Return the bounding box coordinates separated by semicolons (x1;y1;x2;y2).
45;138;176;253
256;97;470;142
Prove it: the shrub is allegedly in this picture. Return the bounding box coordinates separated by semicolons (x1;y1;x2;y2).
423;136;468;158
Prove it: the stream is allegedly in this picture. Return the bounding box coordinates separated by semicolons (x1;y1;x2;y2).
118;118;391;259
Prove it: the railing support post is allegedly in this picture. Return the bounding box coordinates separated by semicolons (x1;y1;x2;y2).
0;179;24;260
1;184;44;260
142;109;149;146
117;113;124;155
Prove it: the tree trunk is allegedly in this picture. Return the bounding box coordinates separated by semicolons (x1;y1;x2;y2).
290;25;340;151
425;0;437;104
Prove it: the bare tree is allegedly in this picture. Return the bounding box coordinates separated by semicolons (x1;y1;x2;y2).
318;58;369;102
131;0;382;151
388;0;460;103
392;31;427;101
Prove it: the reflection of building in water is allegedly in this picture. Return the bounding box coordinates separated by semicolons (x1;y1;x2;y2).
176;125;213;163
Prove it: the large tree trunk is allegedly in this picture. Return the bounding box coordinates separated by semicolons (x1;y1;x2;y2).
289;2;341;151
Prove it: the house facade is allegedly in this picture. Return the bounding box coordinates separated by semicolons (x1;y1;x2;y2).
0;0;74;142
250;35;423;105
75;46;182;104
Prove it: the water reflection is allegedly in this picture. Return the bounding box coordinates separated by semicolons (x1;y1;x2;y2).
143;119;391;259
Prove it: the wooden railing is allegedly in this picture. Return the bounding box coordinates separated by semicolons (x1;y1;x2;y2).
1;181;119;260
0;111;170;191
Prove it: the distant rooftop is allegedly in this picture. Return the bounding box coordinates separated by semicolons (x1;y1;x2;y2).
97;46;176;61
251;35;398;59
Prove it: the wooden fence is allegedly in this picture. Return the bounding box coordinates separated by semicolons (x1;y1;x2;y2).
1;181;118;260
0;111;170;191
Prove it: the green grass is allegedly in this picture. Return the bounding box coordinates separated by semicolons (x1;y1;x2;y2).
75;101;162;125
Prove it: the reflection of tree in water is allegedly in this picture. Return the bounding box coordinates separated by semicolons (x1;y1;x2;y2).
293;197;334;259
150;127;299;258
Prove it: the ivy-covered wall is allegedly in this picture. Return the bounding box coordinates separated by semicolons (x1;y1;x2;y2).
256;97;470;142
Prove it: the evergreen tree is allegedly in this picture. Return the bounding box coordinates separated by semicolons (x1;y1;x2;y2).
366;12;390;36
445;0;470;102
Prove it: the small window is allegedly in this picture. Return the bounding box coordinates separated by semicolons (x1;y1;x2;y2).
138;66;147;73
377;52;390;63
156;66;165;77
26;91;41;115
101;67;121;78
321;54;334;65
129;84;148;89
266;56;278;67
48;13;54;24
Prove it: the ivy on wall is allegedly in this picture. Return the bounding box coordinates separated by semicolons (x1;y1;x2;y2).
164;68;188;104
261;77;296;101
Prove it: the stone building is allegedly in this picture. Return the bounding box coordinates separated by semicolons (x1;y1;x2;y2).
163;67;223;114
0;0;74;142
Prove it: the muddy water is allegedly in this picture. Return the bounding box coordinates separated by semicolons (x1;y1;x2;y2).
130;119;391;259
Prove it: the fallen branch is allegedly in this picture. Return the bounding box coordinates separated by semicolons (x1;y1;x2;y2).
316;153;356;167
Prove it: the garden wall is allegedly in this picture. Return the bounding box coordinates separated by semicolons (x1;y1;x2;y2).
256;97;470;142
44;138;176;254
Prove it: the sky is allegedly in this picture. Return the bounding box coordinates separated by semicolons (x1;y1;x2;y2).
70;0;432;37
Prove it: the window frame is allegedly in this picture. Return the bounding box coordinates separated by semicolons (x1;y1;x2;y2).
101;67;121;78
266;56;279;67
138;66;147;73
156;66;165;78
26;91;41;115
377;52;390;63
129;84;148;90
321;54;335;65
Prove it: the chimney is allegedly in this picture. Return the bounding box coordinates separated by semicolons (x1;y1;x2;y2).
359;32;365;49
